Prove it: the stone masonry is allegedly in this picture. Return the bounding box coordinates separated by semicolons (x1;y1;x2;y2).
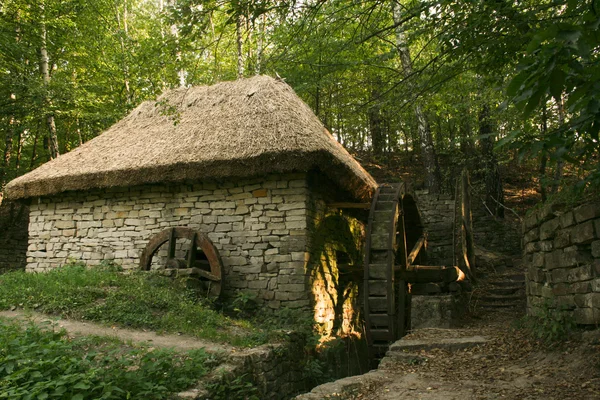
524;201;600;324
0;200;28;274
26;173;312;309
414;190;456;266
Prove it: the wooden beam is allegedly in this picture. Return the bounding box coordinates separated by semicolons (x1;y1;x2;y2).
397;265;460;283
327;202;371;209
406;236;425;267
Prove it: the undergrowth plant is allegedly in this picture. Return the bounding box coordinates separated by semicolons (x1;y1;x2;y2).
0;264;264;346
0;319;213;399
205;374;260;400
517;301;577;343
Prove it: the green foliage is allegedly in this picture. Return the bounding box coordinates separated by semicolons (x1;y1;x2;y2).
518;301;577;344
506;0;600;186
205;373;260;400
231;290;259;318
0;319;212;399
0;264;265;347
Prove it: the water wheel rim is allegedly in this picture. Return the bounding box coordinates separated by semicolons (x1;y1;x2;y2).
363;183;409;354
139;227;223;296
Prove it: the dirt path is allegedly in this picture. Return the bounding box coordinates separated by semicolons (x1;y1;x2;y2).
0;310;236;354
302;308;600;400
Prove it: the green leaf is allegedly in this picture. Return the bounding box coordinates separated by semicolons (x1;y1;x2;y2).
549;68;566;102
507;72;526;97
524;88;545;116
73;382;90;390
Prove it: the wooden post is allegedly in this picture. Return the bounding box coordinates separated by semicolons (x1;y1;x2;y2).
460;169;476;280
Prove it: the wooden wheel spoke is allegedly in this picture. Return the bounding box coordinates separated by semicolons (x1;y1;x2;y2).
167;227;176;261
139;227;223;299
186;232;197;268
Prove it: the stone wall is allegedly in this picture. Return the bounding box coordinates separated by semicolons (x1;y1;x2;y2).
0;200;29;274
186;332;369;400
524;202;600;324
414;190;455;266
26;173;311;309
472;207;521;256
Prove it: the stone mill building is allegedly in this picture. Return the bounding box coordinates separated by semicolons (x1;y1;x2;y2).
5;76;377;333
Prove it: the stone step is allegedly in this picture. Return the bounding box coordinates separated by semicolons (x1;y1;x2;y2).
502;273;525;282
478;294;525;303
486;286;524;296
387;336;487;354
479;301;525;309
489;279;525;288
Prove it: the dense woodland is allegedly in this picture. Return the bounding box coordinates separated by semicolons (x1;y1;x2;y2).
1;0;598;211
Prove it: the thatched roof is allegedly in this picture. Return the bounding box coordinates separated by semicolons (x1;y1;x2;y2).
5;76;377;201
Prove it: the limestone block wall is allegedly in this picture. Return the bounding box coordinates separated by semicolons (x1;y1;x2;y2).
26;173;311;309
524;202;600;324
414;190;455;266
0;200;29;274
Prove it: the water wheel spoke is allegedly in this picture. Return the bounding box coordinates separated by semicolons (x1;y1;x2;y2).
139;227;223;299
186;232;198;268
167;227;176;261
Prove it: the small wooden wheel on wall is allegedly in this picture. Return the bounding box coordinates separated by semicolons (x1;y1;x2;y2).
139;227;223;299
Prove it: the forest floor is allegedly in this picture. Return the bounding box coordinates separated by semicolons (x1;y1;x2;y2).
343;313;600;400
302;270;600;400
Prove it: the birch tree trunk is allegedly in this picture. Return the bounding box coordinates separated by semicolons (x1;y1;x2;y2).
236;12;244;78
40;4;59;160
255;14;265;75
116;0;132;104
392;0;441;192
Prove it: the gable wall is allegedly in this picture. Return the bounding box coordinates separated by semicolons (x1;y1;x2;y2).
26;173;311;309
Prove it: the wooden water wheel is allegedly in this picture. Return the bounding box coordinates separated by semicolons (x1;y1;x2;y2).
363;183;412;356
139;227;222;298
364;183;463;357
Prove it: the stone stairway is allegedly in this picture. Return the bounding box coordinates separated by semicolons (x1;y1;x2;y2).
474;271;526;310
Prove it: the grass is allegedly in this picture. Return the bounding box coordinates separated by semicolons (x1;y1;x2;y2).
0;318;215;399
0;264;268;347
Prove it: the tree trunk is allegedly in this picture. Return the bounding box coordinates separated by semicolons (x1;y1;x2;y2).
367;81;385;156
116;0;132;103
479;104;504;218
40;6;59;160
392;1;441;192
1;117;14;188
552;95;565;193
255;13;265;75
236;12;244;78
15;128;23;172
539;104;548;202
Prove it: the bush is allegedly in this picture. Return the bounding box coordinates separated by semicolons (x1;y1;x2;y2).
0;265;264;346
517;301;577;343
0;319;212;399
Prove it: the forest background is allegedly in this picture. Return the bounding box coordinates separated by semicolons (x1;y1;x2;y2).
1;0;598;214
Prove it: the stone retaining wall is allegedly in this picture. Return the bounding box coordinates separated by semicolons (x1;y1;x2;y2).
26;173;311;309
524;202;600;324
0;200;28;274
473;208;521;256
414;190;455;266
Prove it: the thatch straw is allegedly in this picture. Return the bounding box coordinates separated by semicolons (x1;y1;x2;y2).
5;76;377;201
